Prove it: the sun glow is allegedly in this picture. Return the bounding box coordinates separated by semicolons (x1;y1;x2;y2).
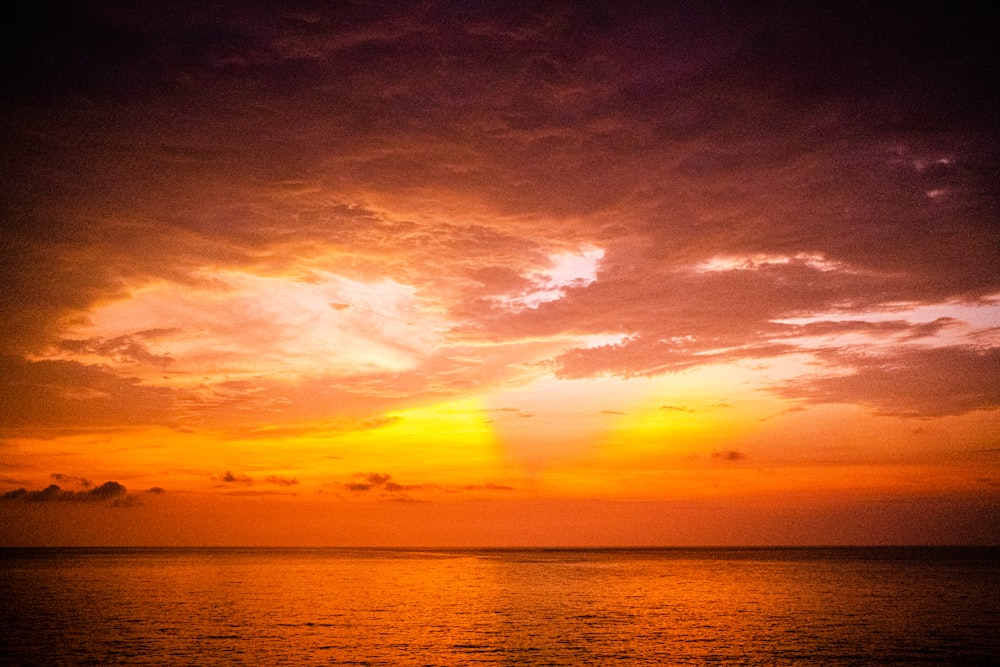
323;397;509;484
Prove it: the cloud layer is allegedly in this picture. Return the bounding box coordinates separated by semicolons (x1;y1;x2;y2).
0;2;996;460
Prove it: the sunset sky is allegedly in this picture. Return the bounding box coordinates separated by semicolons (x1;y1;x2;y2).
1;1;998;546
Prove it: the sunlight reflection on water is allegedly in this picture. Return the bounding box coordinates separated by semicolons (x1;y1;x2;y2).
2;547;998;665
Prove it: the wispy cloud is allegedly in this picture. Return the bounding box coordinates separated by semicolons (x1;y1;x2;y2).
57;330;179;366
340;473;513;499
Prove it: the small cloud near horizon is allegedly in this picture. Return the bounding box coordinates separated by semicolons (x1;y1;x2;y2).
1;480;135;504
711;450;747;461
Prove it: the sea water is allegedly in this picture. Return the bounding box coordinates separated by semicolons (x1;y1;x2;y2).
1;547;998;665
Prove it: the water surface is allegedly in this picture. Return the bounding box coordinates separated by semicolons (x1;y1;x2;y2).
2;547;997;665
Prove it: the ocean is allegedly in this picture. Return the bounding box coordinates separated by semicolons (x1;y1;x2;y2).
1;547;997;665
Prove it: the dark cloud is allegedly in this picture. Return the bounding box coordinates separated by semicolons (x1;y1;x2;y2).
343;472;423;493
264;475;299;486
219;471;253;485
711;450;746;461
86;481;128;501
1;481;127;503
364;473;392;487
50;473;92;488
344;482;373;492
772;346;1000;418
463;483;514;492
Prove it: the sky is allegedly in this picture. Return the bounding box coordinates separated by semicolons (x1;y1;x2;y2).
1;1;998;546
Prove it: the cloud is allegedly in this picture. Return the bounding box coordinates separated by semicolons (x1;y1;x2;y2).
792;318;960;340
50;473;92;488
57;331;178;366
219;471;253;485
489;408;535;419
772;346;1000;417
264;475;299;486
1;481;128;503
0;2;996;437
214;473;303;495
711;450;746;461
553;332;798;380
341;473;513;497
344;482;373;492
343;472;423;493
86;481;128;501
222;415;402;442
0;355;178;434
175;378;292;419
